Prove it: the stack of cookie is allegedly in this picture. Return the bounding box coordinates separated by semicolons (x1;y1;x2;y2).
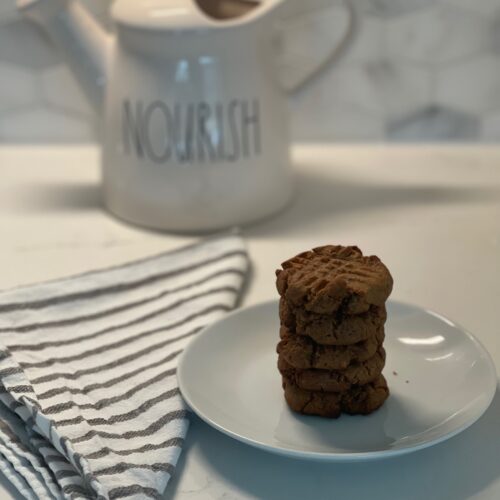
275;245;393;418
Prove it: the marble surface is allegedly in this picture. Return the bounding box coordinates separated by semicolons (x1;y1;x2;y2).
1;0;500;142
1;144;500;498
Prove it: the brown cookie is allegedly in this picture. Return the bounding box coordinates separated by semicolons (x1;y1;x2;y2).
276;245;393;315
282;375;389;418
277;327;384;370
278;348;385;392
280;297;386;346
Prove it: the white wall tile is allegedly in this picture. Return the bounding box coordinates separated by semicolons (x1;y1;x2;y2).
41;64;94;117
0;0;18;23
364;60;432;119
357;0;436;17
294;58;432;122
436;55;500;114
291;96;385;141
387;106;479;141
0;62;37;112
441;0;500;16
0;0;500;142
299;63;382;115
0;106;95;142
345;13;383;63
384;4;488;65
491;13;500;55
480;112;500;141
0;19;59;70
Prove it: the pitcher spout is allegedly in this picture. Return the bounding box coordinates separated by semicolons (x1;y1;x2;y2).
18;0;110;110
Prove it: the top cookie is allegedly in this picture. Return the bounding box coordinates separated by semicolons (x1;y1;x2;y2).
276;245;393;315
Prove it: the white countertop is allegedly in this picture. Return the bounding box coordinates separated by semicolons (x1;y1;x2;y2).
1;144;500;499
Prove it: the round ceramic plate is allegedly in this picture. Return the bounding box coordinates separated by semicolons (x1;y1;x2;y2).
177;300;497;460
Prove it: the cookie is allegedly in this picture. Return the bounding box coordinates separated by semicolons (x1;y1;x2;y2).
276;245;393;315
278;348;385;392
280;298;386;346
282;375;389;418
277;326;384;370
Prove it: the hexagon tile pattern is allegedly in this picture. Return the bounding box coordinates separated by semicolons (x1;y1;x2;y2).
1;0;500;142
41;65;94;117
0;106;96;142
0;19;60;71
387;106;480;141
358;0;437;18
436;56;500;115
0;62;37;113
384;4;489;65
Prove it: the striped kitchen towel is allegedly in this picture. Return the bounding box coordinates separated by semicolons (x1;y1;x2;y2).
0;234;249;499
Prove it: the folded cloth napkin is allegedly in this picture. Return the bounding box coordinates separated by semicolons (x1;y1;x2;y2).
0;234;249;499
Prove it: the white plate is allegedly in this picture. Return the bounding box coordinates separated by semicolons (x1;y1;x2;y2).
177;300;497;460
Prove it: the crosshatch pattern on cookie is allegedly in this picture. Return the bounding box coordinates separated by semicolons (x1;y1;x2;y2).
276;246;393;315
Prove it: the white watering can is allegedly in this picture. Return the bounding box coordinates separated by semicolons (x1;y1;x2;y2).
18;0;354;232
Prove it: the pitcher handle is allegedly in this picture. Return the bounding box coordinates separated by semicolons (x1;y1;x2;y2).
275;0;356;92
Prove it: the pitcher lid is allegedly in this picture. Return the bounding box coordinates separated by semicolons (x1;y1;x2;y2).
111;0;279;30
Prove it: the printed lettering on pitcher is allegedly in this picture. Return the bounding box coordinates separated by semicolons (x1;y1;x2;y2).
122;98;261;164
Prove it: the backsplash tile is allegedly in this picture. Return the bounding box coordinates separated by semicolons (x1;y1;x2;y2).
442;0;500;16
344;14;383;63
41;65;95;117
359;0;436;18
0;18;59;70
384;4;489;65
1;0;500;142
0;106;96;141
0;62;37;112
387;106;480;141
364;61;432;120
435;56;500;114
481;111;500;141
292;84;385;141
0;1;16;23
